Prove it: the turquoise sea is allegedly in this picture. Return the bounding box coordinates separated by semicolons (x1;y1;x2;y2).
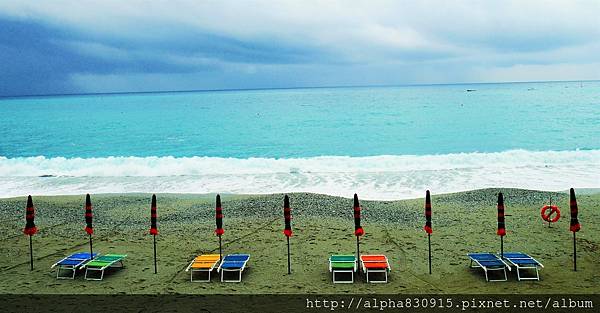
1;81;599;199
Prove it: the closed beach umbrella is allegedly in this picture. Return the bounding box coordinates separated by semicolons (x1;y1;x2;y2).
24;195;38;235
150;194;158;274
570;188;581;271
354;194;364;236
497;192;506;257
84;194;94;257
283;195;293;237
353;194;364;267
215;194;224;261
424;190;432;274
424;190;432;234
283;195;292;274
23;195;37;270
570;188;581;232
150;194;158;235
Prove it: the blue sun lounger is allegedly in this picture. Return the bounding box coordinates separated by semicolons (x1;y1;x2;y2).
51;252;98;279
217;254;250;282
468;253;511;282
502;252;544;281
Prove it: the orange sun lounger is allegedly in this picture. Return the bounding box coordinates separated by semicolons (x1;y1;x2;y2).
360;255;391;283
185;254;221;282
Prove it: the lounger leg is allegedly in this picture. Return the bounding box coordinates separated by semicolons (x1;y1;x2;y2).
484;268;489;282
366;271;369;283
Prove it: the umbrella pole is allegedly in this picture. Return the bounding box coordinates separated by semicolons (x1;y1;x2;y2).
29;235;33;271
89;234;93;257
573;232;577;272
287;236;291;275
500;236;504;258
356;236;360;273
153;235;157;274
428;234;432;275
219;235;222;262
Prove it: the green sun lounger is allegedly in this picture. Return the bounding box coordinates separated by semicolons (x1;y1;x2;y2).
329;255;357;283
81;254;127;281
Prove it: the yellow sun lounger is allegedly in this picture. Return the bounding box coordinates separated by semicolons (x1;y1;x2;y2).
185;254;221;282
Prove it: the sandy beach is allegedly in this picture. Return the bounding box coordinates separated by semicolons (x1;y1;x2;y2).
1;188;598;294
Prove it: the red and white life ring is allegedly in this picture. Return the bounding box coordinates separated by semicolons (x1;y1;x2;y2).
540;205;560;223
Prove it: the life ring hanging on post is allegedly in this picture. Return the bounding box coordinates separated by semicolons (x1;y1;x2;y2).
540;205;560;223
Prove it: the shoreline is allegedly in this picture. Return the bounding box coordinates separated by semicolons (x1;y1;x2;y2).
1;188;598;294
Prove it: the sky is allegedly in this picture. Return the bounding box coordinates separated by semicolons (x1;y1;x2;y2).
1;0;600;97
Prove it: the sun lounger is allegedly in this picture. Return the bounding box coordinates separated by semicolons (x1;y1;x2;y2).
468;253;511;282
360;254;391;283
81;254;127;281
217;254;250;282
502;252;544;281
51;252;98;279
329;255;357;283
185;254;221;282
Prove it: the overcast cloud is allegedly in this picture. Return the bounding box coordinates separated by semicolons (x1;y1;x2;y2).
1;0;599;96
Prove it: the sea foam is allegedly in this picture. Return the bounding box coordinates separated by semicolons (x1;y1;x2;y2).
0;149;599;199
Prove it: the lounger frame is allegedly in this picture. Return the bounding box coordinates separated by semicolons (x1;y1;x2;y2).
329;255;357;284
217;254;250;283
50;252;97;279
81;254;127;281
468;253;511;282
360;255;391;283
185;255;221;282
502;252;544;281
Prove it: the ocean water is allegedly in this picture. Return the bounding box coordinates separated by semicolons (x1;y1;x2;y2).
1;81;599;199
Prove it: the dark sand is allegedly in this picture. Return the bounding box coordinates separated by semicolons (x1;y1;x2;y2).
0;188;598;294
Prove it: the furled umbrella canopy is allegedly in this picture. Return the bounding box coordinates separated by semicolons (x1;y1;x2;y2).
497;192;506;236
150;194;158;235
84;194;93;235
424;190;432;234
283;195;293;237
569;188;581;232
353;194;364;236
23;195;38;235
215;194;224;236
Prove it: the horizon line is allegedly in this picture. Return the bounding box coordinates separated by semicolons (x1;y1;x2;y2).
1;79;597;100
